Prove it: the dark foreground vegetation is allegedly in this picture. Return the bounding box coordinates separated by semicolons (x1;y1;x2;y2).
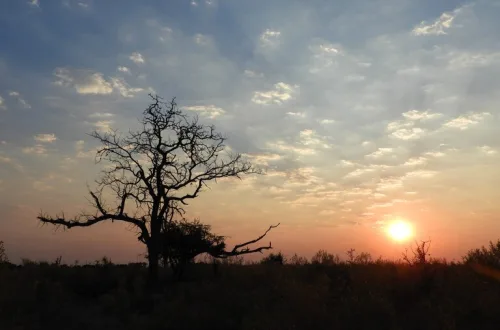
2;241;500;330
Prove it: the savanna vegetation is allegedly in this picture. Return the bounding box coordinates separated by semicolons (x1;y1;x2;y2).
2;240;500;330
2;96;500;329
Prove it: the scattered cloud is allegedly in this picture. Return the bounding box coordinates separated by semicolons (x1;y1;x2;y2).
244;70;264;78
8;91;31;108
183;105;225;119
252;82;298;105
34;133;57;143
443;112;491;130
28;0;39;7
129;52;145;64
259;29;281;48
22;144;48;156
286;112;306;118
390;127;426;140
478;146;497;155
412;9;459;36
402;110;442;121
54;68;142;97
110;77;144;98
54;68;113;95
117;66;130;74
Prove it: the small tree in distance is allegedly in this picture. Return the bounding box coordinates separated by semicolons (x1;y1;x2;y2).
38;94;279;285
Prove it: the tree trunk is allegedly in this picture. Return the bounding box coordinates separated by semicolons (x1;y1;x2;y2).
147;241;159;289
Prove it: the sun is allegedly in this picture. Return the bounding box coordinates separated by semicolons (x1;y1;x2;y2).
386;220;413;242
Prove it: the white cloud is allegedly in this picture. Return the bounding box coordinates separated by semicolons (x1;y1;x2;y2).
183;105;225;119
54;68;113;95
299;130;332;149
366;148;394;159
286;112;306;118
404;157;427;167
243;153;282;166
259;29;281;47
54;68;142;97
402;110;442;121
344;168;376;179
22;144;48;156
194;34;210;45
110;77;144;98
28;0;39;7
252;82;298;105
244;70;264;78
117;66;130;73
376;177;403;192
319;119;335;125
89;112;114;118
94;120;114;132
403;170;438;180
8;91;31;108
390;127;426;140
34;133;57;143
478;146;497;155
0;96;5;109
412;10;457;36
129;52;145;64
443;112;491;130
266;141;315;156
387;120;413;132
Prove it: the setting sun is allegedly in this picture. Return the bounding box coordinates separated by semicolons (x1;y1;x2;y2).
387;220;413;242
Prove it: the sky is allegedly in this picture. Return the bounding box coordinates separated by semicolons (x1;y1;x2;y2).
1;0;500;264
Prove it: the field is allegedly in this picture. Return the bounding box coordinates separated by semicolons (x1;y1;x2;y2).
1;257;500;330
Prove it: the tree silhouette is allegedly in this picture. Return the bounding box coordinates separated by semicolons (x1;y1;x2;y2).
159;219;280;279
38;94;276;285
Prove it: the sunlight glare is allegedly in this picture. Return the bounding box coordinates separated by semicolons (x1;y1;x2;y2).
386;220;413;242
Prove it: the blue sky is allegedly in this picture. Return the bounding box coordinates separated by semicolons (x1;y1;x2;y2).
1;0;500;263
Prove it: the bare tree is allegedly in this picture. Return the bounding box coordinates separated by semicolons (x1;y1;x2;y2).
38;94;275;285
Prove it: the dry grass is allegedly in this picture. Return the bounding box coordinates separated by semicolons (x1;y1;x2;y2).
1;258;500;330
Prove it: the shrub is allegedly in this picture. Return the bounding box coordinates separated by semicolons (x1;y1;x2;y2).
463;239;500;269
0;240;8;263
311;249;341;265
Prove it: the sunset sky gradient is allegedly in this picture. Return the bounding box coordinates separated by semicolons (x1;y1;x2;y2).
1;0;500;263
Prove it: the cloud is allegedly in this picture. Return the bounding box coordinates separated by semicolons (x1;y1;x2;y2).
402;110;442;121
319;119;335;125
299;129;332;149
110;77;144;98
286;112;306;118
129;52;145;64
93;120;114;132
34;133;57;143
252;82;298;105
183;105;225;119
28;0;39;7
0;96;5;109
404;157;427;166
390;127;426;140
243;153;282;166
89;112;114;118
117;66;130;74
259;29;281;48
244;70;264;78
365;148;394;159
54;68;113;95
8;91;31;108
443;112;491;130
54;68;142;97
412;9;458;36
478;146;497;155
22;144;48;156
